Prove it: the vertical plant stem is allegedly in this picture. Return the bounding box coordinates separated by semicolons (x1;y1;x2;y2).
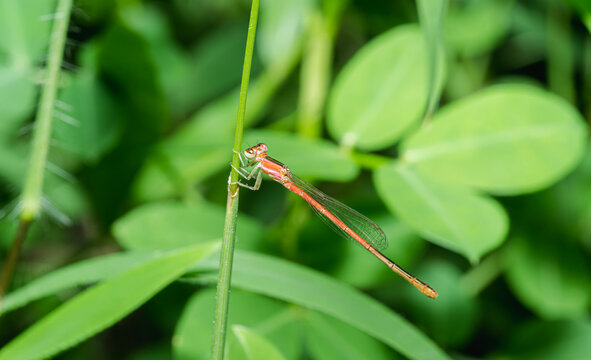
21;0;73;221
0;0;72;299
297;10;332;138
211;0;260;359
461;249;505;296
0;221;31;299
584;37;591;126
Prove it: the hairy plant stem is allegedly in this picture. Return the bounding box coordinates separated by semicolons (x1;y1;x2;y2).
0;0;72;299
211;0;259;358
21;0;72;221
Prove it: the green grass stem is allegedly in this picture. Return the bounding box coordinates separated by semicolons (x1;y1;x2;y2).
20;0;73;221
0;0;72;300
211;1;260;359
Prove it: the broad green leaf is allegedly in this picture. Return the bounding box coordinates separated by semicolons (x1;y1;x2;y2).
0;0;54;138
374;163;507;262
401;261;478;348
497;320;591;359
98;20;167;133
2;248;447;360
327;24;429;151
334;217;426;289
187;24;248;107
402;84;587;195
198;251;451;360
0;67;36;138
132;132;232;203
504;236;591;320
304;312;392;360
119;5;246;116
243;130;359;181
0;252;158;316
85;18;170;223
0;143;27;187
173;289;302;360
117;3;194;118
0;243;219;360
0;0;53;63
445;0;513;57
229;325;287;360
132;44;300;202
53;44;122;162
258;0;315;66
112;201;264;251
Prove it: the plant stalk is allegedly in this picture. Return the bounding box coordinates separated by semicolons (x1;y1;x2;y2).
0;0;72;299
0;220;31;299
21;0;73;221
211;0;260;358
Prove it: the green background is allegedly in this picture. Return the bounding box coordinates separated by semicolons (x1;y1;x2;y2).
1;0;590;359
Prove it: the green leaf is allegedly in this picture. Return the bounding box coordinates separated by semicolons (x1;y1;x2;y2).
244;130;359;181
0;242;219;360
327;24;429;151
173;289;302;360
134;127;358;202
374;163;507;262
0;142;28;187
118;4;246;116
445;0;513;57
401;261;478;348
2;248;446;360
304;312;392;360
98;20;167;133
112;201;264;251
257;0;315;66
504;236;591;320
229;325;287;360
402;84;587;195
132;133;232;202
220;251;450;360
132;42;299;202
0;252;158;316
0;67;36;138
333;217;426;289
0;0;53;63
498;320;591;360
187;24;248;107
53;44;122;162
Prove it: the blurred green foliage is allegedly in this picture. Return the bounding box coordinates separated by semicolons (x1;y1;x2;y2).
1;0;590;359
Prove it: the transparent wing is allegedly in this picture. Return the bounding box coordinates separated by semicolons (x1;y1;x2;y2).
291;174;388;251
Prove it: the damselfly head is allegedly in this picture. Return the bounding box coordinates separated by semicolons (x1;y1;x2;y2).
244;143;268;159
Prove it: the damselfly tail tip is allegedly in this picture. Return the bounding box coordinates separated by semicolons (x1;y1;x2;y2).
422;286;438;299
411;278;438;299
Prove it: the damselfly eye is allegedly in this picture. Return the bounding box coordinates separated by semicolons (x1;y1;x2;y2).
244;149;255;158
